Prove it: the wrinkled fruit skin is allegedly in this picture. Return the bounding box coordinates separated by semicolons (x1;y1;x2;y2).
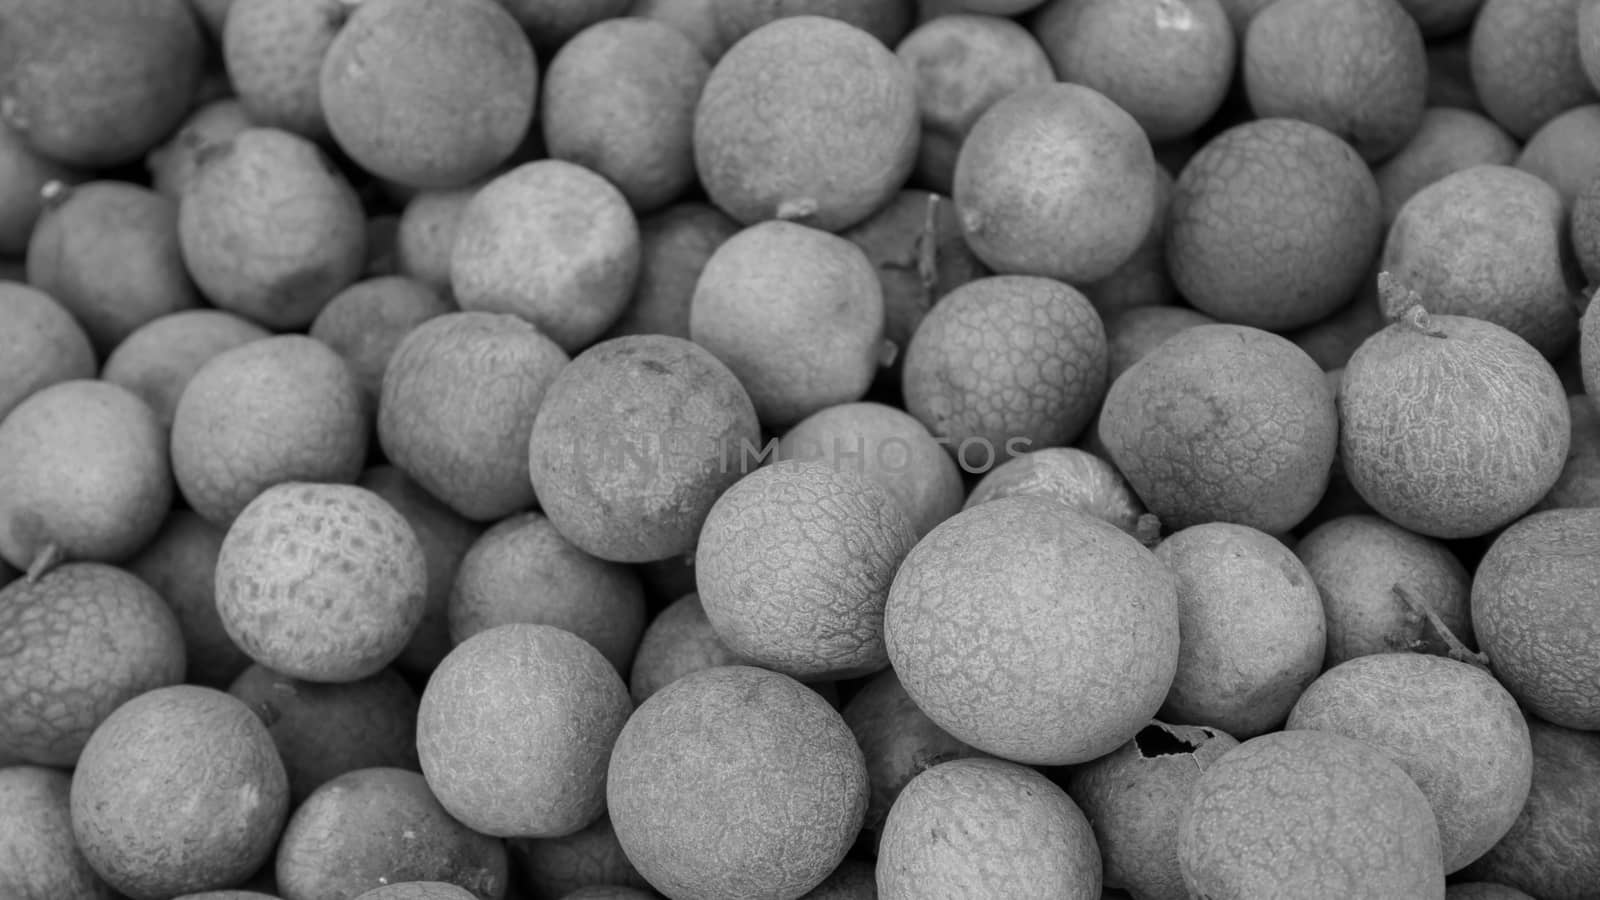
877;757;1102;899
1097;324;1338;534
695;458;918;680
214;482;427;682
1338;312;1569;539
606;665;869;900
1176;729;1447;898
884;496;1180;766
69;686;291;900
1286;652;1533;873
1471;508;1600;730
527;334;761;563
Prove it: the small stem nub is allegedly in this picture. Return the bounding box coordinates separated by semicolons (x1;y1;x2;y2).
24;543;63;583
915;193;941;295
1393;584;1490;670
1377;271;1447;338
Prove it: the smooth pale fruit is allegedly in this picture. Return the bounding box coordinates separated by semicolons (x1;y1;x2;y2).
0;122;81;256
378;312;569;522
626;592;743;704
357;466;485;676
609;202;741;340
527;335;761;563
451;160;641;352
25;180;201;354
689;220;885;427
1540;394;1600;510
1065;723;1240;900
417;624;632;839
1456;719;1600;898
1470;0;1598;140
495;0;632;50
1166;118;1382;330
695;458;918;680
776;401;966;538
840;190;987;364
273;767;510;900
221;0;347;138
447;512;646;674
1383;165;1581;358
0;766;114;900
840;669;986;848
902;274;1108;455
509;815;650;899
895;14;1055;193
541;19;708;214
1098;324;1338;534
179;127;367;330
1294;513;1473;667
396;186;477;293
0;282;95;422
1154;522;1326;738
1243;0;1426;162
1375;108;1520;225
954;82;1157;284
0;380;172;572
1176;730;1447;897
144;98;253;200
1083;165;1181;317
606;665;867;900
885;496;1180;766
319;0;537;188
1515;104;1600;212
0;0;205;168
711;0;915;49
693;15;919;232
1472;508;1600;729
229;664;421;805
1287;653;1533;873
70;685;290;900
308;275;452;406
215;482;427;682
1338;304;1569;538
1033;0;1236;143
127;510;252;688
878;757;1101;899
1103;304;1216;382
171;335;368;527
630;0;724;60
0;563;185;767
962;446;1145;536
100;309;271;431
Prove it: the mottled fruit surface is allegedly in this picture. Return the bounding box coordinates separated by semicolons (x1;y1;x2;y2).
1098;324;1338;534
215;482;426;682
885;496;1180;765
606;665;868;900
1176;729;1446;897
417;624;632;838
878;757;1101;899
70;685;291;900
0;563;185;767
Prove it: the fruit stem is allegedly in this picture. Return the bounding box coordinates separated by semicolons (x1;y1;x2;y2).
877;339;899;369
1392;584;1490;670
24;543;63;583
1133;513;1163;548
38;179;70;209
915;193;941;296
776;197;818;222
1376;272;1446;339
